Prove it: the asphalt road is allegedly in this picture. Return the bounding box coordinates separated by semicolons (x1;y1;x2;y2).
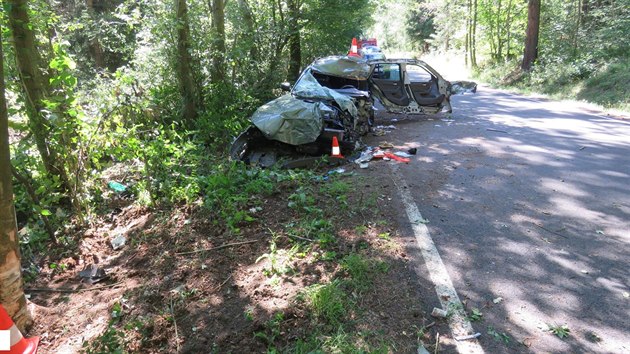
378;87;630;353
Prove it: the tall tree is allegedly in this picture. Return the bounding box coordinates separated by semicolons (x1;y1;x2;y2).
237;0;258;61
471;0;478;67
175;0;201;121
7;0;74;205
286;0;302;81
0;23;32;332
521;0;541;70
210;0;227;83
85;0;106;69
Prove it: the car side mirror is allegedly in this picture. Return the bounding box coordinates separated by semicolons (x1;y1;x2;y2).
280;82;292;92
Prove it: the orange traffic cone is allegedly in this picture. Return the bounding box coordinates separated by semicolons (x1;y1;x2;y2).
0;305;38;354
348;38;360;57
331;136;344;158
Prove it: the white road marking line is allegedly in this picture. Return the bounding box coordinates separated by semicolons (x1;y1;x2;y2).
390;164;484;354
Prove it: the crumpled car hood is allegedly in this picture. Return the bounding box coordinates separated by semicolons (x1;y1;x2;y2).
251;65;363;146
251;94;328;146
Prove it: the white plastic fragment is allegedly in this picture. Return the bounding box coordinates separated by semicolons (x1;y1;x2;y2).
394;151;413;158
355;148;374;164
111;234;127;250
455;332;481;341
493;297;503;304
431;307;447;318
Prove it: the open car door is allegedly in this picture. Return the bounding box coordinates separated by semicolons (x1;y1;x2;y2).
369;59;452;114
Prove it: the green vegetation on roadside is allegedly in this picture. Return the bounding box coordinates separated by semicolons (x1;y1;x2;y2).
474;58;630;112
81;172;404;353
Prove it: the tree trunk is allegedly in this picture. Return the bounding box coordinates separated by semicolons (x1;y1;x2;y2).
175;0;200;121
210;0;227;83
7;0;73;201
86;0;105;69
505;0;514;60
237;0;258;61
496;0;503;60
471;0;478;68
521;0;541;71
465;0;472;66
573;0;582;56
0;23;32;333
287;0;302;82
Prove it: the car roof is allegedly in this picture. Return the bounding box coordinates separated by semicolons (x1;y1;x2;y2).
310;55;371;80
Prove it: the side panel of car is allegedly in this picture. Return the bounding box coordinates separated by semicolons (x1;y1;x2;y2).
368;59;449;114
406;64;445;106
370;63;410;106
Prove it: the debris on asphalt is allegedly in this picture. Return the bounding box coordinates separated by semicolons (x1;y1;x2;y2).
596;230;605;235
414;217;430;224
372;129;386;136
379;141;395;149
394;151;413;158
486;128;509;134
431;307;447;318
455;332;481;341
372;125;398;136
79;264;108;284
111;234;127;250
352;145;414;167
384;152;410;163
354;147;375;164
408;148;417;155
493;297;503;304
623;291;629;299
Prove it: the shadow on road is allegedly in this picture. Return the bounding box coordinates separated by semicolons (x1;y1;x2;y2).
379;87;629;353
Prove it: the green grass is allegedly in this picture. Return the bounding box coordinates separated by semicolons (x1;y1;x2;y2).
474;57;630;112
548;324;570;339
578;60;630;110
304;280;349;326
292;328;392;354
467;308;483;322
341;253;373;292
254;312;285;349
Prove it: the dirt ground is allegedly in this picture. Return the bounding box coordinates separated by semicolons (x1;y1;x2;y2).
22;117;456;353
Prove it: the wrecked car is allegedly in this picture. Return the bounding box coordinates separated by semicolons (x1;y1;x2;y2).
230;55;476;167
230;56;373;167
